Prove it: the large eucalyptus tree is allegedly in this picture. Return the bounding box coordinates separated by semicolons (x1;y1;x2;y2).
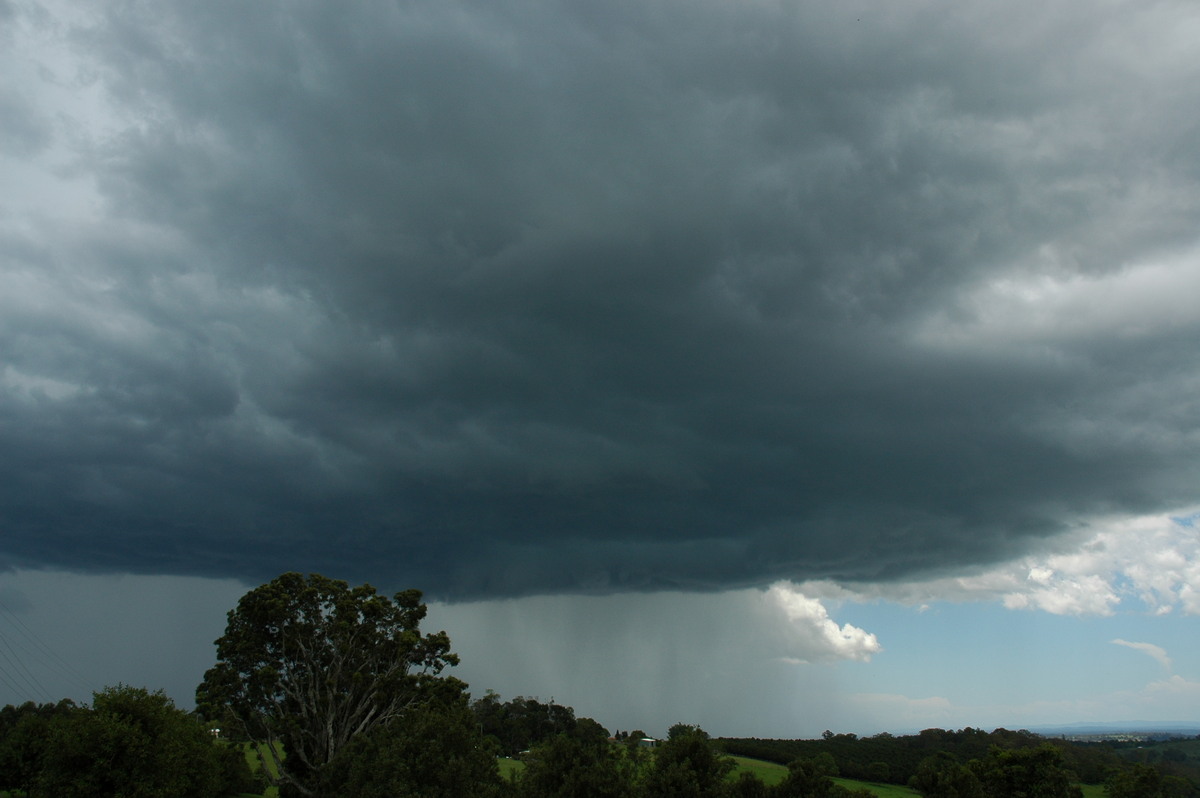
196;572;461;797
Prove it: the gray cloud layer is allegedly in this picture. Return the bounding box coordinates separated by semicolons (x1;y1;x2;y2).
3;0;1199;598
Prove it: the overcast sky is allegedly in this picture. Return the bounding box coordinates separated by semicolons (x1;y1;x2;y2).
3;0;1200;737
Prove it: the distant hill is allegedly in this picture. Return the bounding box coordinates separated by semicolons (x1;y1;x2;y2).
1028;721;1200;739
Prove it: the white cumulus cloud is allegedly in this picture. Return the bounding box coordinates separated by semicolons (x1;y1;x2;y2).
797;509;1200;618
764;583;882;663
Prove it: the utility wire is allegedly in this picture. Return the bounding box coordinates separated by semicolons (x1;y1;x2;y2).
0;596;98;703
0;627;55;703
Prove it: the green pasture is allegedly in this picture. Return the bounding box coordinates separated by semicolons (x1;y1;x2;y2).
729;755;787;786
240;741;280;798
832;776;922;797
728;755;922;796
493;750;923;795
488;751;929;796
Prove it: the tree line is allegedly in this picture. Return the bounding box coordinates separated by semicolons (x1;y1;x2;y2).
2;572;1198;797
719;726;1199;796
722;727;1116;785
0;687;257;796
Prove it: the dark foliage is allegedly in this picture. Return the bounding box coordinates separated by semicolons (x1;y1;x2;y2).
643;724;736;798
1110;738;1200;790
196;572;461;797
0;698;79;795
719;727;1121;787
729;770;769;798
320;696;505;798
0;686;254;798
1107;762;1196;798
970;743;1082;798
517;732;637;798
771;755;840;798
472;691;609;757
909;750;985;798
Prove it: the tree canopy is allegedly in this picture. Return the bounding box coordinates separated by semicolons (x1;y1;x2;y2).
321;695;505;798
195;572;462;797
0;686;252;798
643;724;737;798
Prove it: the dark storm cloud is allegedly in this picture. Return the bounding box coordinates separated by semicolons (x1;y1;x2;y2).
4;0;1200;597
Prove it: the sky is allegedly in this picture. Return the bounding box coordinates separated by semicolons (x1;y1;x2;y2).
2;0;1200;738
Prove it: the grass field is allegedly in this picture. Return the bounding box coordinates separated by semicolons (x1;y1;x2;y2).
498;756;526;779
729;755;788;786
494;753;922;796
240;742;280;798
831;776;922;797
728;755;922;797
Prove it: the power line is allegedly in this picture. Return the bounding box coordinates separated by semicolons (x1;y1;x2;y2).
0;596;97;703
0;627;55;703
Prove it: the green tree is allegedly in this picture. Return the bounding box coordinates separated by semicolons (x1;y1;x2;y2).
322;696;504;797
729;771;768;798
972;744;1082;798
771;755;840;798
472;693;586;756
35;685;250;798
1105;763;1193;798
0;699;78;795
644;724;735;798
196;572;461;797
574;716;612;745
910;751;985;798
517;732;637;798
